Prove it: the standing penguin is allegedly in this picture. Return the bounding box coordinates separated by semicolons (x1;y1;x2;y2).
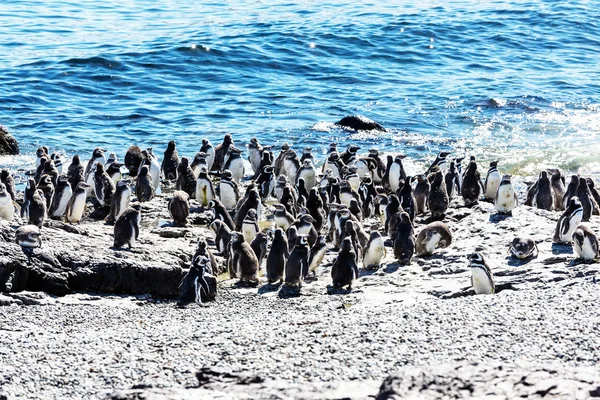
274;203;295;231
229;232;259;284
363;229;386;270
43;159;59;187
162;140;179;180
190;152;208;179
113;205;141;248
48;176;72;219
200;139;216;172
531;171;554;211
217;170;240;211
307;234;327;277
393;212;415;265
323;152;343;180
241;208;260;244
177;256;217;306
388;156;407;193
283;150;301;184
340;144;360;165
28;189;47;228
247;137;263;175
428;169;449;220
37;175;55;209
15;225;42;265
176;157;197;198
285;235;310;286
145;148;162;191
21;178;37;221
67;154;84;190
235;189;261;231
398;177;416;223
209;198;235;230
255;165;276;201
483;161;501;201
84;148;107;182
444;160;461;198
106;161;122;185
576;176;598;222
65;182;90;224
224;147;245;184
296;159;317;191
0;169;15;201
461;158;482;206
196;168;215;207
266;228;288;284
494;175;518;215
562;174;579;210
553;196;584;243
551;170;566;211
414;174;430;215
331;237;359;290
415;221;452;257
210;219;232;255
136;165;154;202
250;228;270;270
107;180;131;224
469;253;495;295
426;151;451;175
213;134;234;172
168;191;190;226
94;163;115;207
0;183;14;221
573;225;599;261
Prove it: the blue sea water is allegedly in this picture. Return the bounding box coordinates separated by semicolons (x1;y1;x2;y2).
1;0;599;176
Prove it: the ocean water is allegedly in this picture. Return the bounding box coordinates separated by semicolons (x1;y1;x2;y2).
1;0;599;177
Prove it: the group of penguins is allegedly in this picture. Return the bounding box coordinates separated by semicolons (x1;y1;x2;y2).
1;134;599;306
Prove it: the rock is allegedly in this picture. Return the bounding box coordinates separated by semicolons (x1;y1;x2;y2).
0;125;19;155
335;115;386;131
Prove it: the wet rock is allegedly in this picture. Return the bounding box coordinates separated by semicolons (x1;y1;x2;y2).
0;125;19;156
335;115;386;131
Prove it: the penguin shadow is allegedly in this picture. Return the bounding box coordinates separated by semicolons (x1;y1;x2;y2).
359;268;378;278
568;258;598;268
278;284;302;298
232;280;259;289
506;255;537;267
551;243;573;255
383;262;402;274
489;212;512;224
257;281;282;295
326;285;353;295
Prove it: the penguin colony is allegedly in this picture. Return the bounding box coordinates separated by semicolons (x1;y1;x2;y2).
1;138;599;304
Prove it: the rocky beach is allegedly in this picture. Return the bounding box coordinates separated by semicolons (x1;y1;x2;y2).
2;171;600;399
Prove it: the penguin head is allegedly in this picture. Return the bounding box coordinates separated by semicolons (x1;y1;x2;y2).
262;165;274;175
138;165;150;176
195;152;207;161
0;183;6;195
328;143;338;151
439;151;451;158
72;154;81;165
277;175;288;185
179;156;189;168
539;170;549;180
281;142;290;151
94;163;105;175
368;149;379;157
249;137;259;147
341;237;353;252
116;179;128;189
210;219;223;232
348;144;360;154
328;152;340;162
303;146;312;154
201;139;211;147
302;159;313;168
36;147;48;158
221;170;233;180
0;169;10;180
77;182;91;190
223;134;233;146
467;252;484;264
578;176;588;187
274;228;285;241
246;208;257;220
92;147;105;158
569;196;582;209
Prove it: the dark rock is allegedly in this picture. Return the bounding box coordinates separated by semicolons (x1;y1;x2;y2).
0;124;19;155
335;115;386;131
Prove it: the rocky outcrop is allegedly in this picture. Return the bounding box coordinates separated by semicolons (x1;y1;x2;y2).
0;125;19;155
336;115;386;131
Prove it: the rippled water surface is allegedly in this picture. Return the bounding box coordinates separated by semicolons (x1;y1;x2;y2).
1;0;599;175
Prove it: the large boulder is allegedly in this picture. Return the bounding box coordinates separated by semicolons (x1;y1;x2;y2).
0;125;19;155
335;115;386;131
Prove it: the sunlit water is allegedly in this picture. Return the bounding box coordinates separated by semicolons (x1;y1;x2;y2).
1;0;599;179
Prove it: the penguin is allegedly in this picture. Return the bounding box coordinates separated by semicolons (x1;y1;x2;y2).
266;228;288;284
105;152;118;170
0;169;15;201
357;176;376;219
274;143;291;177
21;178;37;221
35;146;49;168
0;183;14;221
428;169;449;220
398;177;416;223
253;149;274;180
340;144;360;165
43;159;59;187
307;234;327;277
210;219;231;255
107;180;131;224
349;197;363;222
255;165;275;201
354;155;376;182
376;195;388;226
235;189;261;231
229;232;259;283
553;196;584;244
363;229;385;270
200;139;216;172
37;175;55;209
106;162;122;185
509;237;539;260
136;165;154;202
34;156;48;185
176;157;197;198
369;149;387;183
393;211;415;265
94;163;115;207
217;170;240;211
195;168;215;207
274;203;295;231
65;182;90;224
414;174;430;215
15;225;42;265
67;154;84;190
285;235;310;287
483;161;501;201
531;170;554;211
388;155;407;193
576;176;598;222
344;220;363;262
84;148;107;181
444;160;461;198
344;165;360;192
415;221;452;257
145;149;162;191
250;228;270;270
48;176;72;219
241;208;260;244
323;152;342;180
283;149;301;183
209;198;235;230
297;178;309;206
224;147;245;184
468;253;495;295
287;225;299;254
113;204;141;248
494;174;518;215
168;190;190;226
331;237;359;290
162;140;179;180
28;189;47;228
192;238;218;274
296;159;317;191
190;152;208;179
561;174;579;210
177;256;217;306
339;180;360;209
274;174;290;202
300;146;315;164
384;194;401;237
573;225;599;261
551;170;566;211
213;134;234;172
427;151;451;174
290;214;318;247
461;158;482;206
381;155;394;191
247;137;263;175
586;178;600;208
